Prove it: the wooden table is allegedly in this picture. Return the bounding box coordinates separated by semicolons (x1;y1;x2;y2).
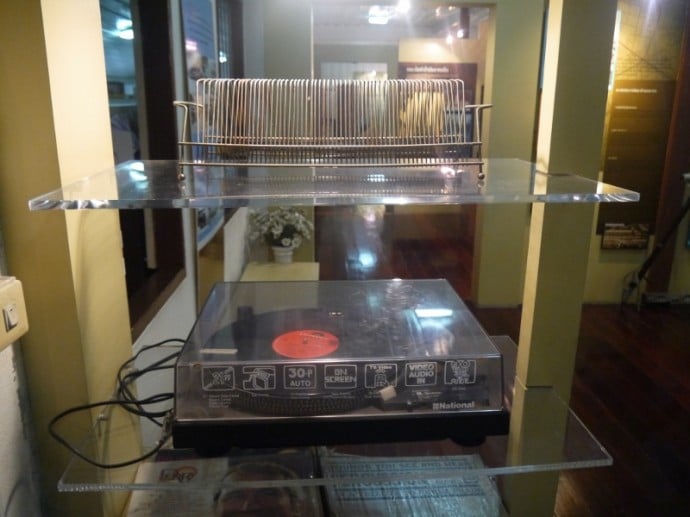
239;261;320;282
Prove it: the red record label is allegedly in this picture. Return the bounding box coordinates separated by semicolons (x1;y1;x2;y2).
272;329;339;359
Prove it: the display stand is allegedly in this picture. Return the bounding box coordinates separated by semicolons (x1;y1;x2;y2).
29;158;638;512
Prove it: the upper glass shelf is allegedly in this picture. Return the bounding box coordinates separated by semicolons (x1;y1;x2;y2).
28;159;639;210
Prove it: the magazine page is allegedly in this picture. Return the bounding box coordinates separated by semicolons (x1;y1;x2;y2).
127;448;324;516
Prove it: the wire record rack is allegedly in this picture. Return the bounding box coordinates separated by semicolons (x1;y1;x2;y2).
175;78;490;172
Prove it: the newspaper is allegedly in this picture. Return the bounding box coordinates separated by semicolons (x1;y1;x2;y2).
126;448;324;516
319;451;500;516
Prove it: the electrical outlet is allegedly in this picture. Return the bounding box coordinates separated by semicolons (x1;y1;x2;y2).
0;277;28;351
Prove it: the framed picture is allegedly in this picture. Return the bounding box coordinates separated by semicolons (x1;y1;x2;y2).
601;223;650;250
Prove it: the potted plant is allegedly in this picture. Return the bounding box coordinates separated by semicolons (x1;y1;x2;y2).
249;206;314;263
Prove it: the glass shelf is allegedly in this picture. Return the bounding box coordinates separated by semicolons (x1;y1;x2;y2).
29;159;639;210
57;337;612;493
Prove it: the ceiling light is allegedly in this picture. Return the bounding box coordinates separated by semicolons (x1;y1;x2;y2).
118;29;134;40
396;0;411;14
116;18;132;31
368;5;394;25
116;18;133;40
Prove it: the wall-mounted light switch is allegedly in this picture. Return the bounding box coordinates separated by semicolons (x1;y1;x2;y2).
3;303;19;330
0;277;28;351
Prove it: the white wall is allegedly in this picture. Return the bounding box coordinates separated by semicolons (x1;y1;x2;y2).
133;275;196;447
0;346;43;517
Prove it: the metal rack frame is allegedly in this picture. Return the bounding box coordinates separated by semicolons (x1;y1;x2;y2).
175;78;491;169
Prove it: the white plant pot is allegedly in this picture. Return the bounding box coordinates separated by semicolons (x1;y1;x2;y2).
272;246;294;264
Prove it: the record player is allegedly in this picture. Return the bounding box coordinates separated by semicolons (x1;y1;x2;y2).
172;279;509;454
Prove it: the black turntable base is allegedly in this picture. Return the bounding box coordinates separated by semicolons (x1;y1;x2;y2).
171;409;510;456
172;280;510;454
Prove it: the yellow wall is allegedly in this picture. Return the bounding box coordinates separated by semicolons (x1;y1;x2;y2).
0;1;136;515
584;204;650;302
398;36;487;69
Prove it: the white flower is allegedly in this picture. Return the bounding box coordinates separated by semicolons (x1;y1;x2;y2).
249;207;314;248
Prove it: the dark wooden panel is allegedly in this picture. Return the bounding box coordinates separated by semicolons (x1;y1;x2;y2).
647;7;690;292
599;79;676;233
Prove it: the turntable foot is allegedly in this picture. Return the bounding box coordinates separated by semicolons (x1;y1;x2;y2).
452;434;486;447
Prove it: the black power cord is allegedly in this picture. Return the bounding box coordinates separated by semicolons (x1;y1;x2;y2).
116;340;185;427
48;338;185;469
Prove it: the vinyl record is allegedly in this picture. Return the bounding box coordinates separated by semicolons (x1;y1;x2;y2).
272;329;339;358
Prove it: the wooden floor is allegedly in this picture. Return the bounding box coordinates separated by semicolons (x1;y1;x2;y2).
314;205;690;516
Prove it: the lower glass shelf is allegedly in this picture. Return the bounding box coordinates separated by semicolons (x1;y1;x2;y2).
57;337;611;495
